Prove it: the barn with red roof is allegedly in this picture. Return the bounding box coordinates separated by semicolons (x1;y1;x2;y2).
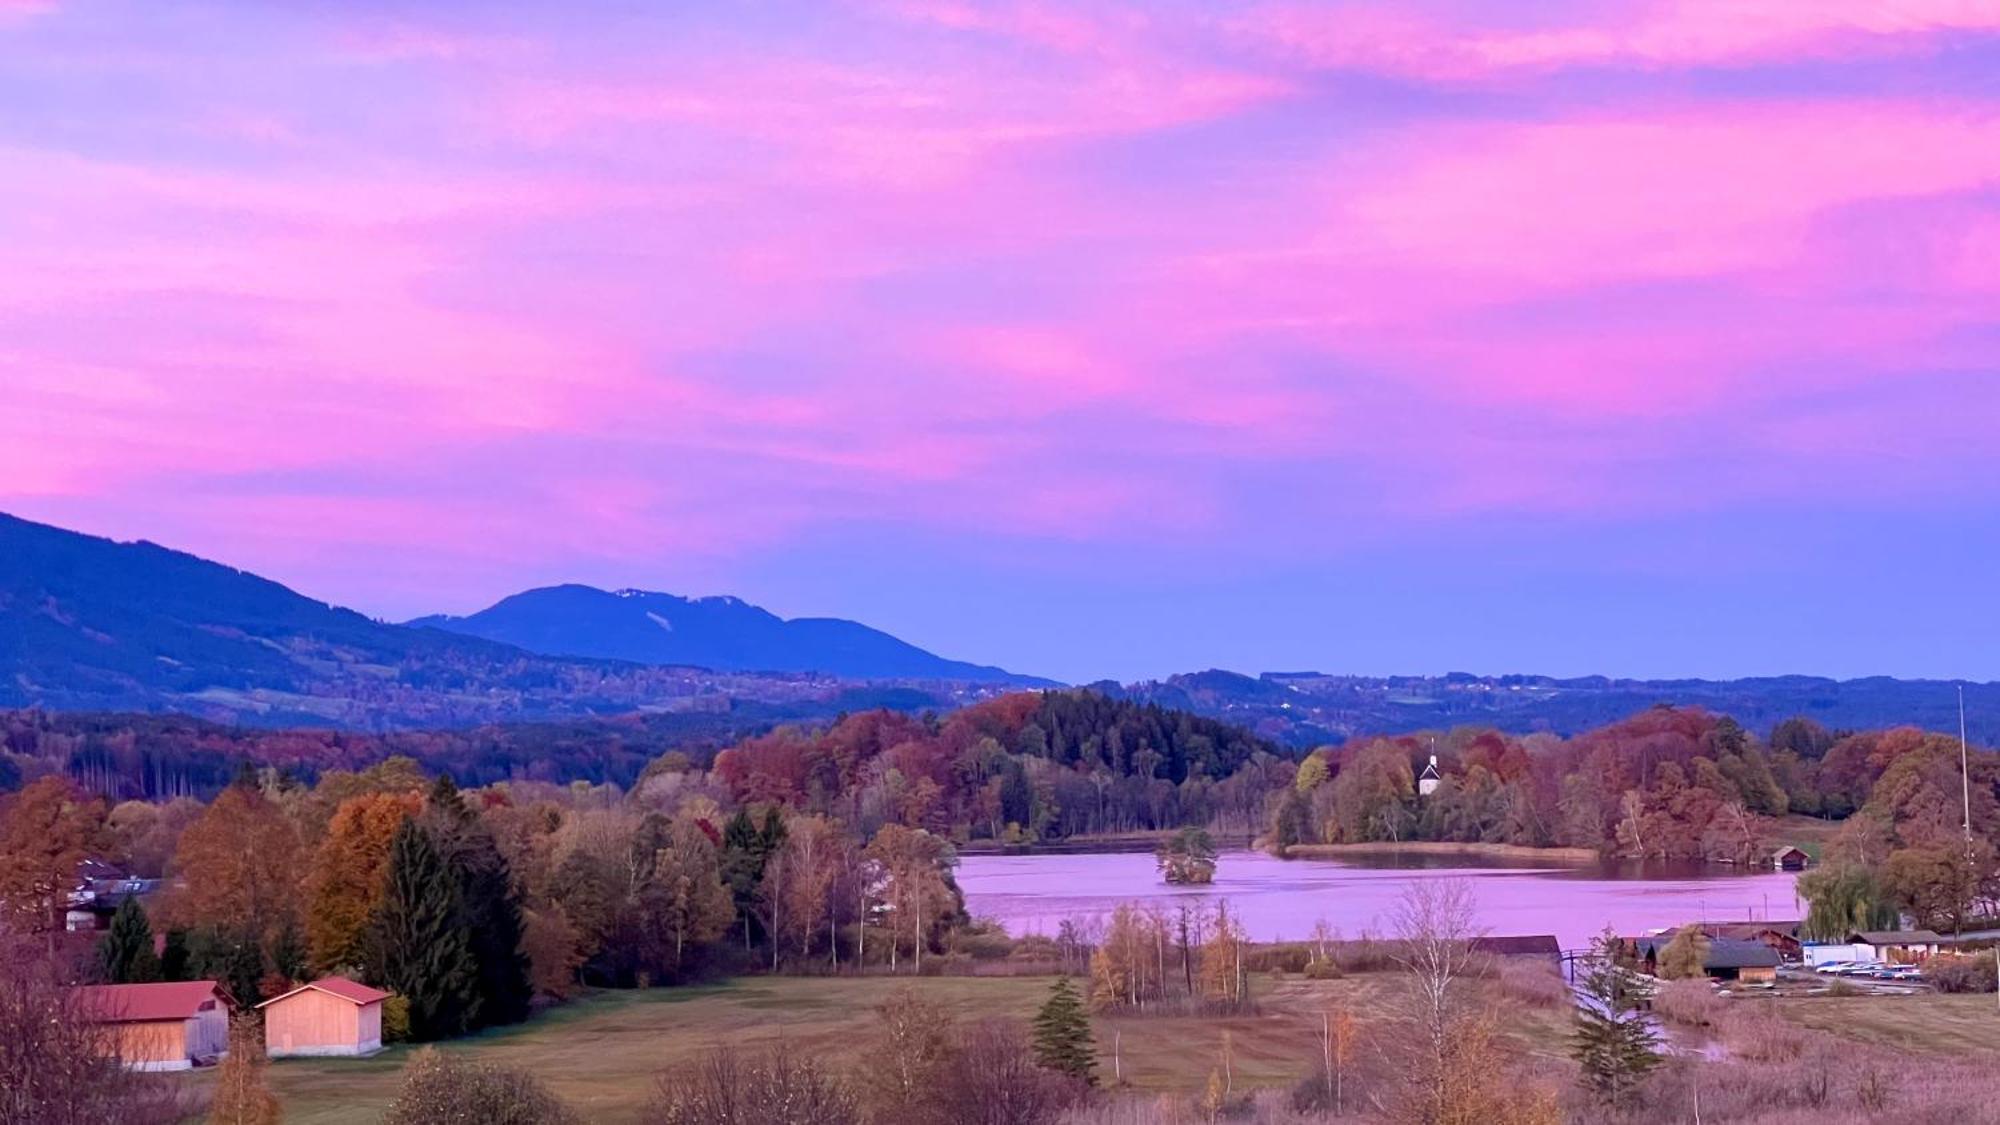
74;980;232;1071
258;976;393;1058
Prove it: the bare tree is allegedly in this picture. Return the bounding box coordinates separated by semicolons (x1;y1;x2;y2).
0;932;185;1125
1391;877;1483;1122
922;1019;1081;1125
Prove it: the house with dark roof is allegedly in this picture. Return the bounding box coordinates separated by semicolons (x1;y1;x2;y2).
1849;930;1943;964
1628;935;1782;983
1470;935;1562;972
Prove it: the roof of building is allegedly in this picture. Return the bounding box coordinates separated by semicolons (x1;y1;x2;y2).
1771;845;1810;857
1851;930;1945;945
257;977;393;1009
74;981;228;1023
1703;939;1783;970
1470;935;1561;957
1685;921;1801;941
1418;755;1441;781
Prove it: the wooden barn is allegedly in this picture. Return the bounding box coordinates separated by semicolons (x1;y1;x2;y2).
74;980;231;1072
1770;846;1811;871
259;977;392;1058
1470;934;1563;973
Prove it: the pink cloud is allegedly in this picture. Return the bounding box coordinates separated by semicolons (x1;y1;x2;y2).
1232;0;2000;80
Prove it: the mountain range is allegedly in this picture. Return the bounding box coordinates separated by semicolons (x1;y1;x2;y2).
3;510;1994;745
0;512;1039;728
407;585;1032;683
1103;668;2000;748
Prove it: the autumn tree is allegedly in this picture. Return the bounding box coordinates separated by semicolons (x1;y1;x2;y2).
1799;861;1899;940
1332;740;1416;842
641;815;735;973
1882;842;1995;934
163;781;301;950
305;792;418;973
368;819;478;1041
862;824;960;972
1089;903;1168;1010
765;813;848;966
858;987;955;1120
1391;878;1481;1121
1198;901;1249;1007
1656;928;1708;980
0;777;106;938
207;1021;281;1125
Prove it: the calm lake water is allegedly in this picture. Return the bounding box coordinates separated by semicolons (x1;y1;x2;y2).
956;850;1803;951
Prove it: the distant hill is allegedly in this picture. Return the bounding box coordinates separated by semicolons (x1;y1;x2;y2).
0;513;1016;729
1102;669;2000;747
408;584;1044;684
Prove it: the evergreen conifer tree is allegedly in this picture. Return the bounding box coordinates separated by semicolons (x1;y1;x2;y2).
369;819;478;1041
159;929;191;981
1573;927;1660;1105
98;897;160;983
425;778;533;1029
1031;975;1096;1085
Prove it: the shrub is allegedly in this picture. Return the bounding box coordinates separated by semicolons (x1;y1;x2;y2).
1927;953;1996;994
384;1048;577;1125
1011;934;1062;962
1493;960;1568;1009
380;995;411;1043
643;1047;858;1125
1302;958;1344;980
1650;979;1722;1029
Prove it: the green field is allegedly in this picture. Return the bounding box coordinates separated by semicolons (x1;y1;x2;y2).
195;972;1571;1123
1773;992;2000;1054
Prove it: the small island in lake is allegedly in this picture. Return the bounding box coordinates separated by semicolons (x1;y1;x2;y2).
1155;826;1219;884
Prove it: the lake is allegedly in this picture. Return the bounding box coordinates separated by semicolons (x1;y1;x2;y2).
956;849;1804;951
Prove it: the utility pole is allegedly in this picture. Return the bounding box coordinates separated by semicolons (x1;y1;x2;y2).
1960;683;1973;841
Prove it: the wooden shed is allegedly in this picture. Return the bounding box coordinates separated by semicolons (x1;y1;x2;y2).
74;981;232;1072
1770;846;1811;871
259;977;392;1058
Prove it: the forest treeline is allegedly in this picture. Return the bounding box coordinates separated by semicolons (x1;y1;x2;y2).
7;690;1999;958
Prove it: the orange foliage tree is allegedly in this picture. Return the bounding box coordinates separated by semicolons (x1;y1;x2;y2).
163;782;302;947
305;792;422;973
0;777;107;937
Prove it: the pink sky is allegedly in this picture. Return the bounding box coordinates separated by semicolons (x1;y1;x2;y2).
4;1;1998;682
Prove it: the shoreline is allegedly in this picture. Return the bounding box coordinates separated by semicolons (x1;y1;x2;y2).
1277;841;1601;863
955;830;1256;856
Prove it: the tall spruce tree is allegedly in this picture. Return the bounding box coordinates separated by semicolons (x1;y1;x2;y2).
369;819;478;1041
1573;928;1660;1105
98;897;160;983
1031;975;1097;1085
721;807;785;946
426;777;533;1029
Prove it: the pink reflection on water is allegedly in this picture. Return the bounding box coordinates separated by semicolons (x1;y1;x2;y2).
958;850;1804;951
